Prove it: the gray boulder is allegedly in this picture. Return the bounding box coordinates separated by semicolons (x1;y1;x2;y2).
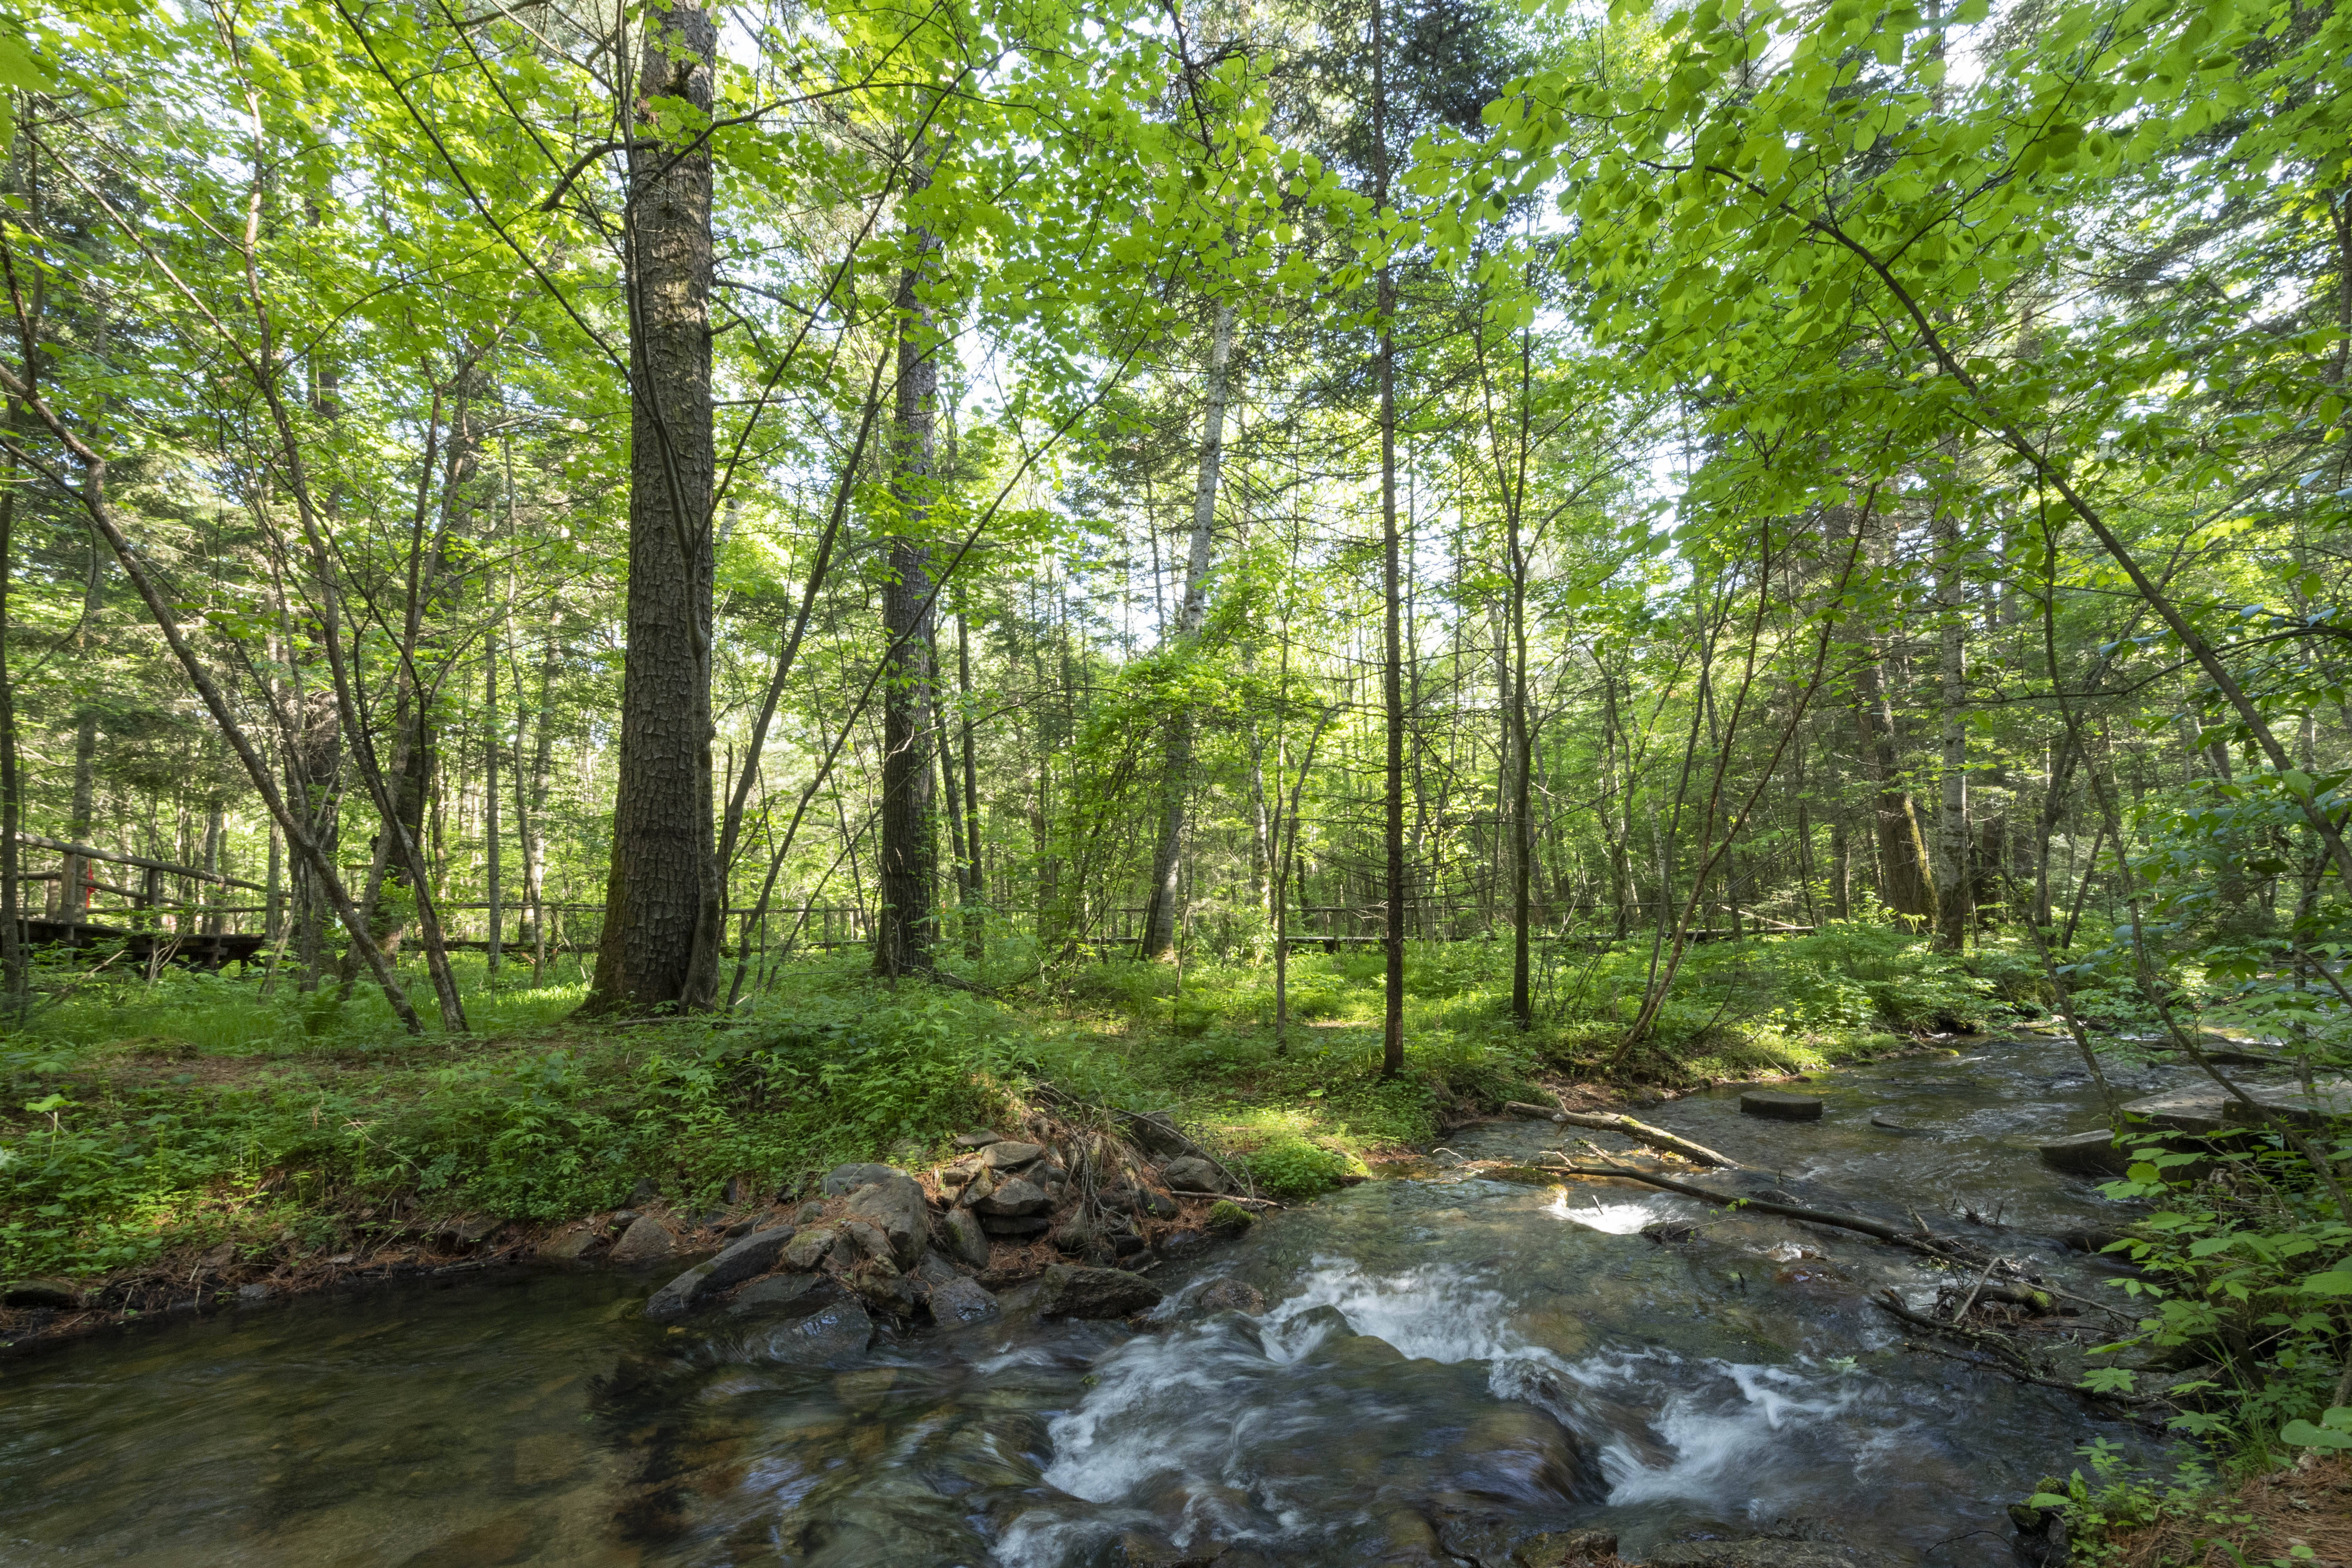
1195;1277;1266;1315
645;1263;715;1321
916;1254;1001;1327
954;1129;1003;1148
705;1223;796;1288
645;1224;798;1318
941;1207;991;1268
1740;1091;1824;1121
982;1213;1052;1237
536;1227;602;1262
1161;1155;1226;1192
608;1214;678;1267
980;1140;1045;1170
974;1176;1048;1217
821;1162;900;1196
843;1173;929;1268
1036;1264;1164;1319
838;1220;896;1268
784;1227;836;1271
730;1271;834;1318
757;1298;874;1364
928;1275;1000;1327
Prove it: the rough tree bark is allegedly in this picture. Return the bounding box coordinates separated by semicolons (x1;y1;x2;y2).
587;0;719;1013
873;150;943;978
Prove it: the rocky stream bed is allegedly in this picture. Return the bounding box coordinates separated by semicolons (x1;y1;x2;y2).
0;1032;2311;1567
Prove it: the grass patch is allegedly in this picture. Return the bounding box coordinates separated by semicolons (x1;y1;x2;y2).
1;920;2034;1282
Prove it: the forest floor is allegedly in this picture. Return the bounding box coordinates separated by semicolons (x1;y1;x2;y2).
0;921;2038;1351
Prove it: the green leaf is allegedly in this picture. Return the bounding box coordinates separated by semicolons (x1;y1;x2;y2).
2281;1419;2352;1450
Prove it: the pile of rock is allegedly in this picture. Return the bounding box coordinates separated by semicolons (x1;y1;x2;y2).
636;1143;1190;1341
936;1133;1064;1241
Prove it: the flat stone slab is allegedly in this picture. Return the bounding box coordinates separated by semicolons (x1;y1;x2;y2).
2224;1078;2352;1128
2039;1128;2130;1176
2121;1078;2352;1134
2118;1086;2230;1134
1740;1091;1824;1121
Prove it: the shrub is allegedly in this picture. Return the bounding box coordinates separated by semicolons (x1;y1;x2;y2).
1242;1135;1358;1199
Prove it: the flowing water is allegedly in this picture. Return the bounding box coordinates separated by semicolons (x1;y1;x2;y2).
1;1035;2207;1567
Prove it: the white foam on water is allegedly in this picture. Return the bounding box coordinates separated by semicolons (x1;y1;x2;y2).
1259;1258;1556;1368
1004;1260;1885;1564
1563;1348;1870;1510
1546;1190;1683;1234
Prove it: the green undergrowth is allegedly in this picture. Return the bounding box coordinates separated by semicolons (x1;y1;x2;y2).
0;921;2043;1283
0;954;1027;1280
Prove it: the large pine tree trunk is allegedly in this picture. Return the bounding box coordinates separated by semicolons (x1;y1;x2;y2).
588;1;718;1012
874;167;943;978
1141;303;1236;959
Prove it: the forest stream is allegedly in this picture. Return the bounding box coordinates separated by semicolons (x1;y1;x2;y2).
0;1034;2197;1568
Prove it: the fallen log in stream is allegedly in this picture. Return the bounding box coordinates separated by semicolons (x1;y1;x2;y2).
1549;1152;2129;1324
1504;1102;1742;1168
1546;1156;1972;1258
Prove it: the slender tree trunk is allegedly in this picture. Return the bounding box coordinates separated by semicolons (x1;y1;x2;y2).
874;152;943;978
1832;505;1934;923
485;619;501;978
63;553;98;920
957;610;983;958
1141;302;1236;959
588;0;719;1012
1508;470;1534;1030
1932;495;1969;947
935;623;968;943
0;442;20;1014
1828;730;1852;921
516;604;558;983
1369;0;1406;1078
201;793;226;934
265;820;283;939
